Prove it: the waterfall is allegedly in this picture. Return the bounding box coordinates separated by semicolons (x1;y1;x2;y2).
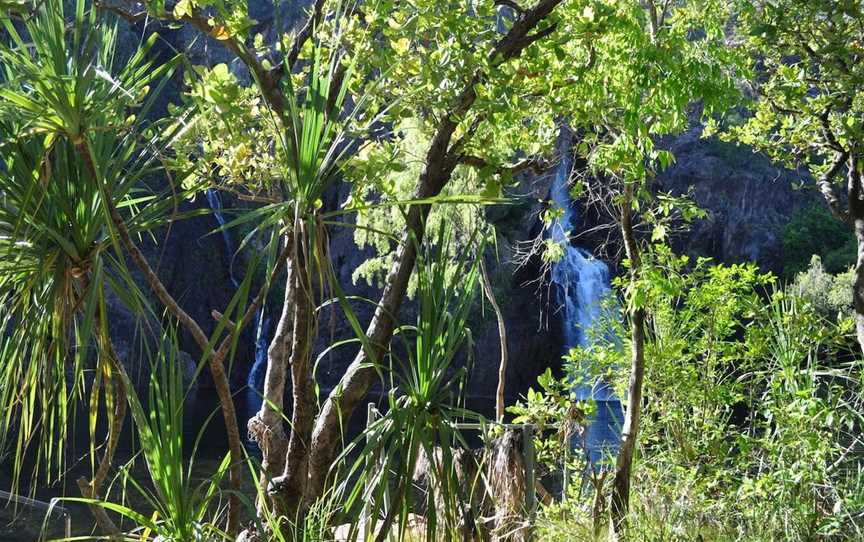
204;189;271;393
247;309;271;391
548;131;623;467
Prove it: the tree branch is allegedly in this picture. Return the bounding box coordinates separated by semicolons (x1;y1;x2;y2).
177;9;285;115
658;0;672;29
479;257;508;422
213;242;292;361
768;98;803;116
74;135;245;534
819;150;850;223
520;23;558;49
95;1;147;23
490;0;562;64
848;154;862;211
645;0;660;42
459;154;551;176
104;1;288;116
819;107;846;153
76;300;127;538
286;0;326;68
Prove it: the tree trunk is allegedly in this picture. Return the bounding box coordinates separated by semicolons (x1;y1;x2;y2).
848;156;864;357
853;218;864;358
303;0;567;504
610;307;645;530
77;305;127;537
102;193;245;536
480;258;508;421
305;227;424;503
610;182;646;534
248;234;294;483
272;223;320;517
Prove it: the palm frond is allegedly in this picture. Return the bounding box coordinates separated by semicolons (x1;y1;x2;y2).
336;224;483;541
0;0;183;488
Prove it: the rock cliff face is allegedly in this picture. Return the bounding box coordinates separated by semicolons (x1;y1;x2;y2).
657;125;815;274
106;3;817;413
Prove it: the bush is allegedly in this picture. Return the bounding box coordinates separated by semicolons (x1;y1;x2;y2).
790;255;854;323
782;204;855;278
536;253;864;541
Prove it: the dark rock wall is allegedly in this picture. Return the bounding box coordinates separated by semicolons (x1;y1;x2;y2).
658;125;814;274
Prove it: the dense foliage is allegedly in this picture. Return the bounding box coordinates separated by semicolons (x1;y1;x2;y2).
782;204;856;278
0;0;863;541
534;252;864;540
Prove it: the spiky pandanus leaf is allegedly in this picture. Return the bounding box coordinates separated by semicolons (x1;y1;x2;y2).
0;0;181;489
337;225;483;542
60;335;232;541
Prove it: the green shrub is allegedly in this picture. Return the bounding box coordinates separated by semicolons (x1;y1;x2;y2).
790;255;854;323
782;204;855;278
536;252;864;541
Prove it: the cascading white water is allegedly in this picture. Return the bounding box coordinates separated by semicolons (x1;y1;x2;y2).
247;311;271;391
548;131;622;466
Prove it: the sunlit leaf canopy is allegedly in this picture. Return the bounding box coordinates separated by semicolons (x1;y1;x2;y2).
724;0;863;182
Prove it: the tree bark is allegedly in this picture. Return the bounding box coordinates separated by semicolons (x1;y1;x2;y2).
847;156;864;357
611;182;646;534
76;138;247;534
248;234;294;482
853;217;864;357
77;305;127;537
271;222;320;517
303;0;567;505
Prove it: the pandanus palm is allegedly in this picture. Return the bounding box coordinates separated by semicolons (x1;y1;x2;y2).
338;226;482;542
227;1;383;518
0;0;176;510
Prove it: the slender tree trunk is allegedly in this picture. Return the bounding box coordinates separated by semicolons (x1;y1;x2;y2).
100;189;245;536
848;156;864;357
610;308;645;530
853;219;864;358
479;258;508;421
611;182;646;534
272;222;320;517
249;233;294;483
305;209;426;503
77;308;127;537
